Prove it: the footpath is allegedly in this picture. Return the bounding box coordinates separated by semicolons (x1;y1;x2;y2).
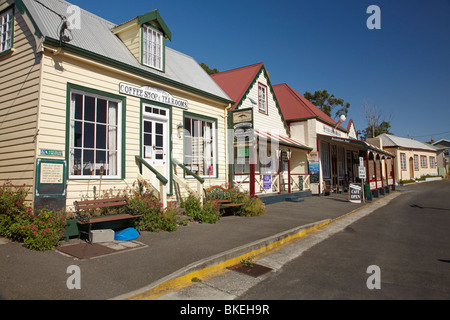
0;190;402;300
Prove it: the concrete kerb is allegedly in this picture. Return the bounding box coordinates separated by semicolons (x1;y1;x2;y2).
112;191;401;300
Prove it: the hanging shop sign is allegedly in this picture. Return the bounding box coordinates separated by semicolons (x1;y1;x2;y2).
119;83;188;109
231;108;254;142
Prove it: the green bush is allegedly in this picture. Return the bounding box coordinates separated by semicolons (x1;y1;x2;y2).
227;187;266;217
239;195;266;217
181;192;221;224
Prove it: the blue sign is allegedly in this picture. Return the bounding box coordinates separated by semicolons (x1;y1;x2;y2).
263;174;271;189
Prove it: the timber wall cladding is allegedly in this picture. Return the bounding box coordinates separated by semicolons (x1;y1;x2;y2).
0;7;41;195
40;52;227;206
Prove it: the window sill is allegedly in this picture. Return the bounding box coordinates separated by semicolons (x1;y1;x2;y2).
0;47;15;57
68;176;123;181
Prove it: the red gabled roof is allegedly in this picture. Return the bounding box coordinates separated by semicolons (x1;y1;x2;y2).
210;62;265;110
273;83;346;132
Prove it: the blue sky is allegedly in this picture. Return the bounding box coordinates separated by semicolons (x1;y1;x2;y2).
70;0;450;142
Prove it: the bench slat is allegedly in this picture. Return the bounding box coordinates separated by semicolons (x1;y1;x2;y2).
221;203;244;207
77;214;144;225
76;201;128;210
75;197;127;205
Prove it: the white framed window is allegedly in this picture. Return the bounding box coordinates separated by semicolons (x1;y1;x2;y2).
400;153;406;171
69;90;122;179
430;156;436;169
183;115;216;177
258;83;267;114
142;24;163;70
0;8;13;53
420;155;427;168
414;154;419;171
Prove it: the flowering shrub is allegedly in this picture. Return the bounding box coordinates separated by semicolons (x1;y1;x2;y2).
22;206;66;251
127;188;179;232
181;192;221;223
0;182;66;250
0;182;29;237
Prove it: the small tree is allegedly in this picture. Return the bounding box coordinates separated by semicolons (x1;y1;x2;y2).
361;101;393;139
200;62;220;75
303;89;350;119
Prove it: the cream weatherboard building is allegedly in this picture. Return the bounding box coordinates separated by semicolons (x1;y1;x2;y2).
374;134;439;183
0;0;233;210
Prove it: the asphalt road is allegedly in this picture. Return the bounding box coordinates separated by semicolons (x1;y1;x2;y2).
239;181;450;299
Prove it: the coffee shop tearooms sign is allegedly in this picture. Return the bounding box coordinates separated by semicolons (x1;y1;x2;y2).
119;83;188;109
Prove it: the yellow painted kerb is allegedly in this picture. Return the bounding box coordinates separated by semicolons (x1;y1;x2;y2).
125;219;332;300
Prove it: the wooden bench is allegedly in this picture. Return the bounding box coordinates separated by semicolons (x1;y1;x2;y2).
203;186;244;210
73;197;144;243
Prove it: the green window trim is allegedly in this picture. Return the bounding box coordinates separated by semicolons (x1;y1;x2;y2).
139;98;173;195
0;5;14;55
140;23;166;73
65;82;126;180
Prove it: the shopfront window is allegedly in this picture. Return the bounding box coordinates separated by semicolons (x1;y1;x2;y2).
184;115;216;177
69;90;122;178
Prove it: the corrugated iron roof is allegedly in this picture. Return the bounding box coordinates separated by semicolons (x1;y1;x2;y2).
210;62;265;110
379;134;436;151
21;0;231;102
272;83;347;132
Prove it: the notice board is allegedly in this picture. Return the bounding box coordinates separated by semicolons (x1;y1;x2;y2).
34;158;67;211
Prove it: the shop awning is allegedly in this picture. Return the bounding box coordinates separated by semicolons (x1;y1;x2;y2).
317;134;395;157
255;130;312;151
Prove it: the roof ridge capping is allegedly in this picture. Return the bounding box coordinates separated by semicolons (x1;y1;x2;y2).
210;62;264;77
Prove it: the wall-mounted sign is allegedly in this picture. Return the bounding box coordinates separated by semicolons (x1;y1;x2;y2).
40;149;63;157
34;158;67;211
40;162;64;184
322;124;343;137
262;174;271;189
119;83;188;109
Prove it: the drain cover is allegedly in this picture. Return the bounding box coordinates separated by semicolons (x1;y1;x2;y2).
227;263;273;277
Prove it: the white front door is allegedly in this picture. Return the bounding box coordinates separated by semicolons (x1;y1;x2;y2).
142;104;169;193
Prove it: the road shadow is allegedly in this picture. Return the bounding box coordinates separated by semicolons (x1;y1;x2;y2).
410;204;450;211
438;259;450;264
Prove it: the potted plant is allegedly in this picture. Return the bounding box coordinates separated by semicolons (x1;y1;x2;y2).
64;212;79;241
